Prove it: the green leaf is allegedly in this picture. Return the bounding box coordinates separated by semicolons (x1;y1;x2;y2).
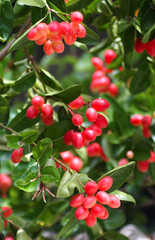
149;163;155;183
77;24;100;45
41;166;60;184
103;209;126;230
103;231;129;240
0;0;14;42
56;171;88;198
142;24;155;43
49;0;66;12
6;134;22;149
90;38;113;54
120;0;139;17
110;190;136;204
8;107;40;132
17;0;46;8
0;217;4;233
97;162;135;192
12;71;36;92
21;130;38;144
40;68;62;90
0;96;10;125
106;55;123;70
66;0;93;11
56;213;78;239
16;229;31;240
14;3;31;18
133;141;152;161
32;138;52;167
13;159;40;192
21;153;32;162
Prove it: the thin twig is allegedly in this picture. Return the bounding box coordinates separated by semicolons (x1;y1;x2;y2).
0;123;20;136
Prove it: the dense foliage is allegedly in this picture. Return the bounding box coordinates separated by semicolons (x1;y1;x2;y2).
0;0;155;239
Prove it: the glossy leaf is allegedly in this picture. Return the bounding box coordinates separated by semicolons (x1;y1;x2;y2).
6;134;22;149
12;71;36;92
16;229;31;240
0;96;10;125
17;0;46;8
40;68;62;90
110;190;136;204
103;209;126;230
41;166;60;183
20;130;38;144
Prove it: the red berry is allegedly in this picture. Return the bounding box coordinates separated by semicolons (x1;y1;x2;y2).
47;32;62;42
126;150;134;159
60;151;74;163
11;148;23;164
91;57;103;70
77;24;86;38
134;38;146;53
88;124;102;136
64;34;77;45
43;40;54;55
70;22;80;35
72;114;83;126
71;11;83;24
92;98;110;112
142;115;152;127
0;174;12;192
63;129;74;145
87;143;101;157
100;148;109;162
108;195;121;208
91;76;110;91
96;191;110;205
94;114;108;128
137;161;149;173
98;207;109;219
32;96;44;109
60;22;73;36
36;35;47;45
85;212;97;227
70;194;84;208
36;22;48;35
84;181;98;195
86;108;98;122
145;39;155;57
27;27;41;41
104;49;117;64
41;104;53;118
5;237;14;240
118;158;129;166
75;206;89;220
130;114;143;126
83;129;96;142
2;207;13;218
92;70;105;80
69;156;83;172
72;132;84;149
41;114;53;126
91;204;106;218
52;41;65;53
147;151;155;163
108;83;118;97
56;159;66;171
143;126;151;138
83;195;97;209
48;21;60;34
68;96;84;109
26;105;39;119
97;176;113;191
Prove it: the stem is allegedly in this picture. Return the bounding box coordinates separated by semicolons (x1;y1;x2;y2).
0;123;21;136
7;219;21;229
74;173;85;188
52;156;71;171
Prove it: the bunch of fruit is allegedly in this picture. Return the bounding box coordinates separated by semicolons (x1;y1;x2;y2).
26;96;53;126
56;151;83;172
130;114;152;138
64;97;110;149
134;38;155;56
27;11;86;55
70;176;121;227
87;142;109;162
0;174;12;198
90;49;119;96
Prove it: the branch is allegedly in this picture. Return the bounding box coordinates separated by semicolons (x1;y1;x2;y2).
0;16;31;62
0;123;20;136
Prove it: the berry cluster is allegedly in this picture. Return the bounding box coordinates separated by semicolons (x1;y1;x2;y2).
11;147;23;164
130;114;152;138
27;12;86;55
70;176;121;227
90;49;119;96
64;97;110;149
56;151;83;172
134;38;155;57
1;207;13;228
137;151;155;173
26;96;53;126
0;174;12;197
87;142;109;162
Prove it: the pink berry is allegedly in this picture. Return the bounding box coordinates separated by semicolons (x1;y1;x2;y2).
43;40;54;55
91;204;106;218
104;49;117;64
32;96;44;109
100;148;109;162
118;158;129;166
2;207;13;218
47;32;62;42
98;207;109;219
48;21;60;34
94;114;108;128
60;22;73;36
41;104;53;118
36;22;48;35
36;35;47;45
68;96;84;109
52;41;65;53
91;57;103;70
87;143;101;157
92;98;110;112
137;161;149;172
86;108;98;122
72;114;83;126
147;151;155;163
26;105;39;119
77;24;86;38
63;129;74;145
83;129;96;142
108;83;118;97
92;70;105;80
143;126;151;138
108;195;121;208
72;132;84;149
60;151;74;163
11;148;23;164
134;38;146;53
41;114;53;126
126;151;134;159
0;174;12;193
75;206;89;220
96;191;110;205
64;34;77;45
130;114;143;126
145;39;155;57
85;212;97;227
70;194;84;208
71;11;83;24
84;181;98;195
70;22;80;35
27;27;41;41
97;176;113;191
142;115;152;127
88;124;102;136
5;237;14;240
83;195;97;209
69;156;83;172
